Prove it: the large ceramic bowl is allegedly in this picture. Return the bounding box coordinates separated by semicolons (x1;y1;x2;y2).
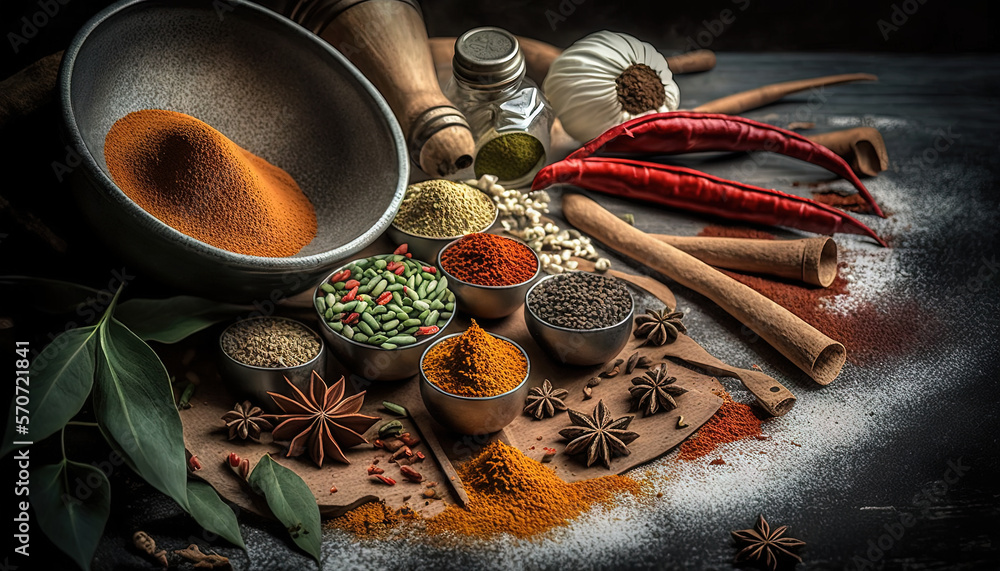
59;0;408;301
419;333;531;435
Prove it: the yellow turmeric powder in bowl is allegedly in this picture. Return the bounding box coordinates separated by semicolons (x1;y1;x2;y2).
422;320;527;398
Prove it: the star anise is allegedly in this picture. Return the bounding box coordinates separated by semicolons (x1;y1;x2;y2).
558;400;639;469
523;379;569;420
628;364;687;416
221;400;273;441
634;307;687;346
731;514;806;571
267;371;380;467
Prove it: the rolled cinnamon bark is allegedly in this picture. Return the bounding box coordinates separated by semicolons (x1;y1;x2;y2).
563;193;846;385
650;235;839;288
692;73;878;115
807;127;889;177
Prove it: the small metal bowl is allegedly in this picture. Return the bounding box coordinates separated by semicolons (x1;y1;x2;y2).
419;332;530;435
218;316;327;412
314;259;456;381
436;235;540;319
523;274;635;366
386;204;498;264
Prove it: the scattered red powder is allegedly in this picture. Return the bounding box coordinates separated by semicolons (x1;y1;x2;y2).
812;191;873;214
679;392;763;461
698;225;776;240
698;226;928;365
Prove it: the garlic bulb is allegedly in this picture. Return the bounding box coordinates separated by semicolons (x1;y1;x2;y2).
543;31;680;143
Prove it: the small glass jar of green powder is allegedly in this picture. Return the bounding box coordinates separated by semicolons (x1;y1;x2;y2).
443;27;554;188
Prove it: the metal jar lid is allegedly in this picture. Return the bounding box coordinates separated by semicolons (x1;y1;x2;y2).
452;27;525;90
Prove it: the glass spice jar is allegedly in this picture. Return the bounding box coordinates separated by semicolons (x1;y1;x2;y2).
443;27;554;188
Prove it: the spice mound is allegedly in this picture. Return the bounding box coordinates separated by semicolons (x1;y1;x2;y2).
221;317;321;368
440;233;537;286
317;251;455;349
426;440;639;539
393;179;496;238
528;272;632;329
104;109;317;257
423;321;527;398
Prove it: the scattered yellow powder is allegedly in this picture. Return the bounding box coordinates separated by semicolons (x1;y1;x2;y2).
426;440;640;539
327;501;416;539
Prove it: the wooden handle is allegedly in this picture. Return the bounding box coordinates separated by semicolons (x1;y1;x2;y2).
650;235;839;288
429;37;716;85
808;127;889;177
320;1;474;175
663;335;796;416
693;73;878;115
563;193;846;385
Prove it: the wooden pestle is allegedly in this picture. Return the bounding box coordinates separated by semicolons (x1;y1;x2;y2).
649;234;839;288
428;37;716;86
318;1;475;176
563;193;846;386
807;127;889;177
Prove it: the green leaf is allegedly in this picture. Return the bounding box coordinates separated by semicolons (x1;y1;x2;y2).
0;275;102;314
117;296;248;344
248;455;322;563
1;326;98;457
33;460;111;571
92;318;189;510
186;480;246;550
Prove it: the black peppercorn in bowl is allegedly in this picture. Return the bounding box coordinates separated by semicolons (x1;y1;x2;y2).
523;273;635;366
313;255;457;382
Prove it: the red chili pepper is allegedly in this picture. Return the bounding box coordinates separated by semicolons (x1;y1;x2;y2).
415;325;439;336
393;244;408;255
399;465;424;483
566;111;885;218
385;261;401;272
373;474;396;486
421;265;437;274
344;279;360;289
330;269;351;283
393;264;405;275
533;157;887;247
341;286;359;302
367;464;384;475
343;312;360;325
188;455;202;471
405;253;412;258
376;292;393;305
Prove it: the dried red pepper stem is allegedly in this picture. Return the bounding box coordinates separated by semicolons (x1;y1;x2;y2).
532;157;887;247
567;111;885;218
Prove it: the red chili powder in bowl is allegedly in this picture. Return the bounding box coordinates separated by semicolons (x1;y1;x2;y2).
440;233;537;286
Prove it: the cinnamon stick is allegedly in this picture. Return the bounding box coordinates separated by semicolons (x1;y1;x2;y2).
649;235;839;288
562;193;846;385
807;127;889;177
0;51;62;130
692;73;878;115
